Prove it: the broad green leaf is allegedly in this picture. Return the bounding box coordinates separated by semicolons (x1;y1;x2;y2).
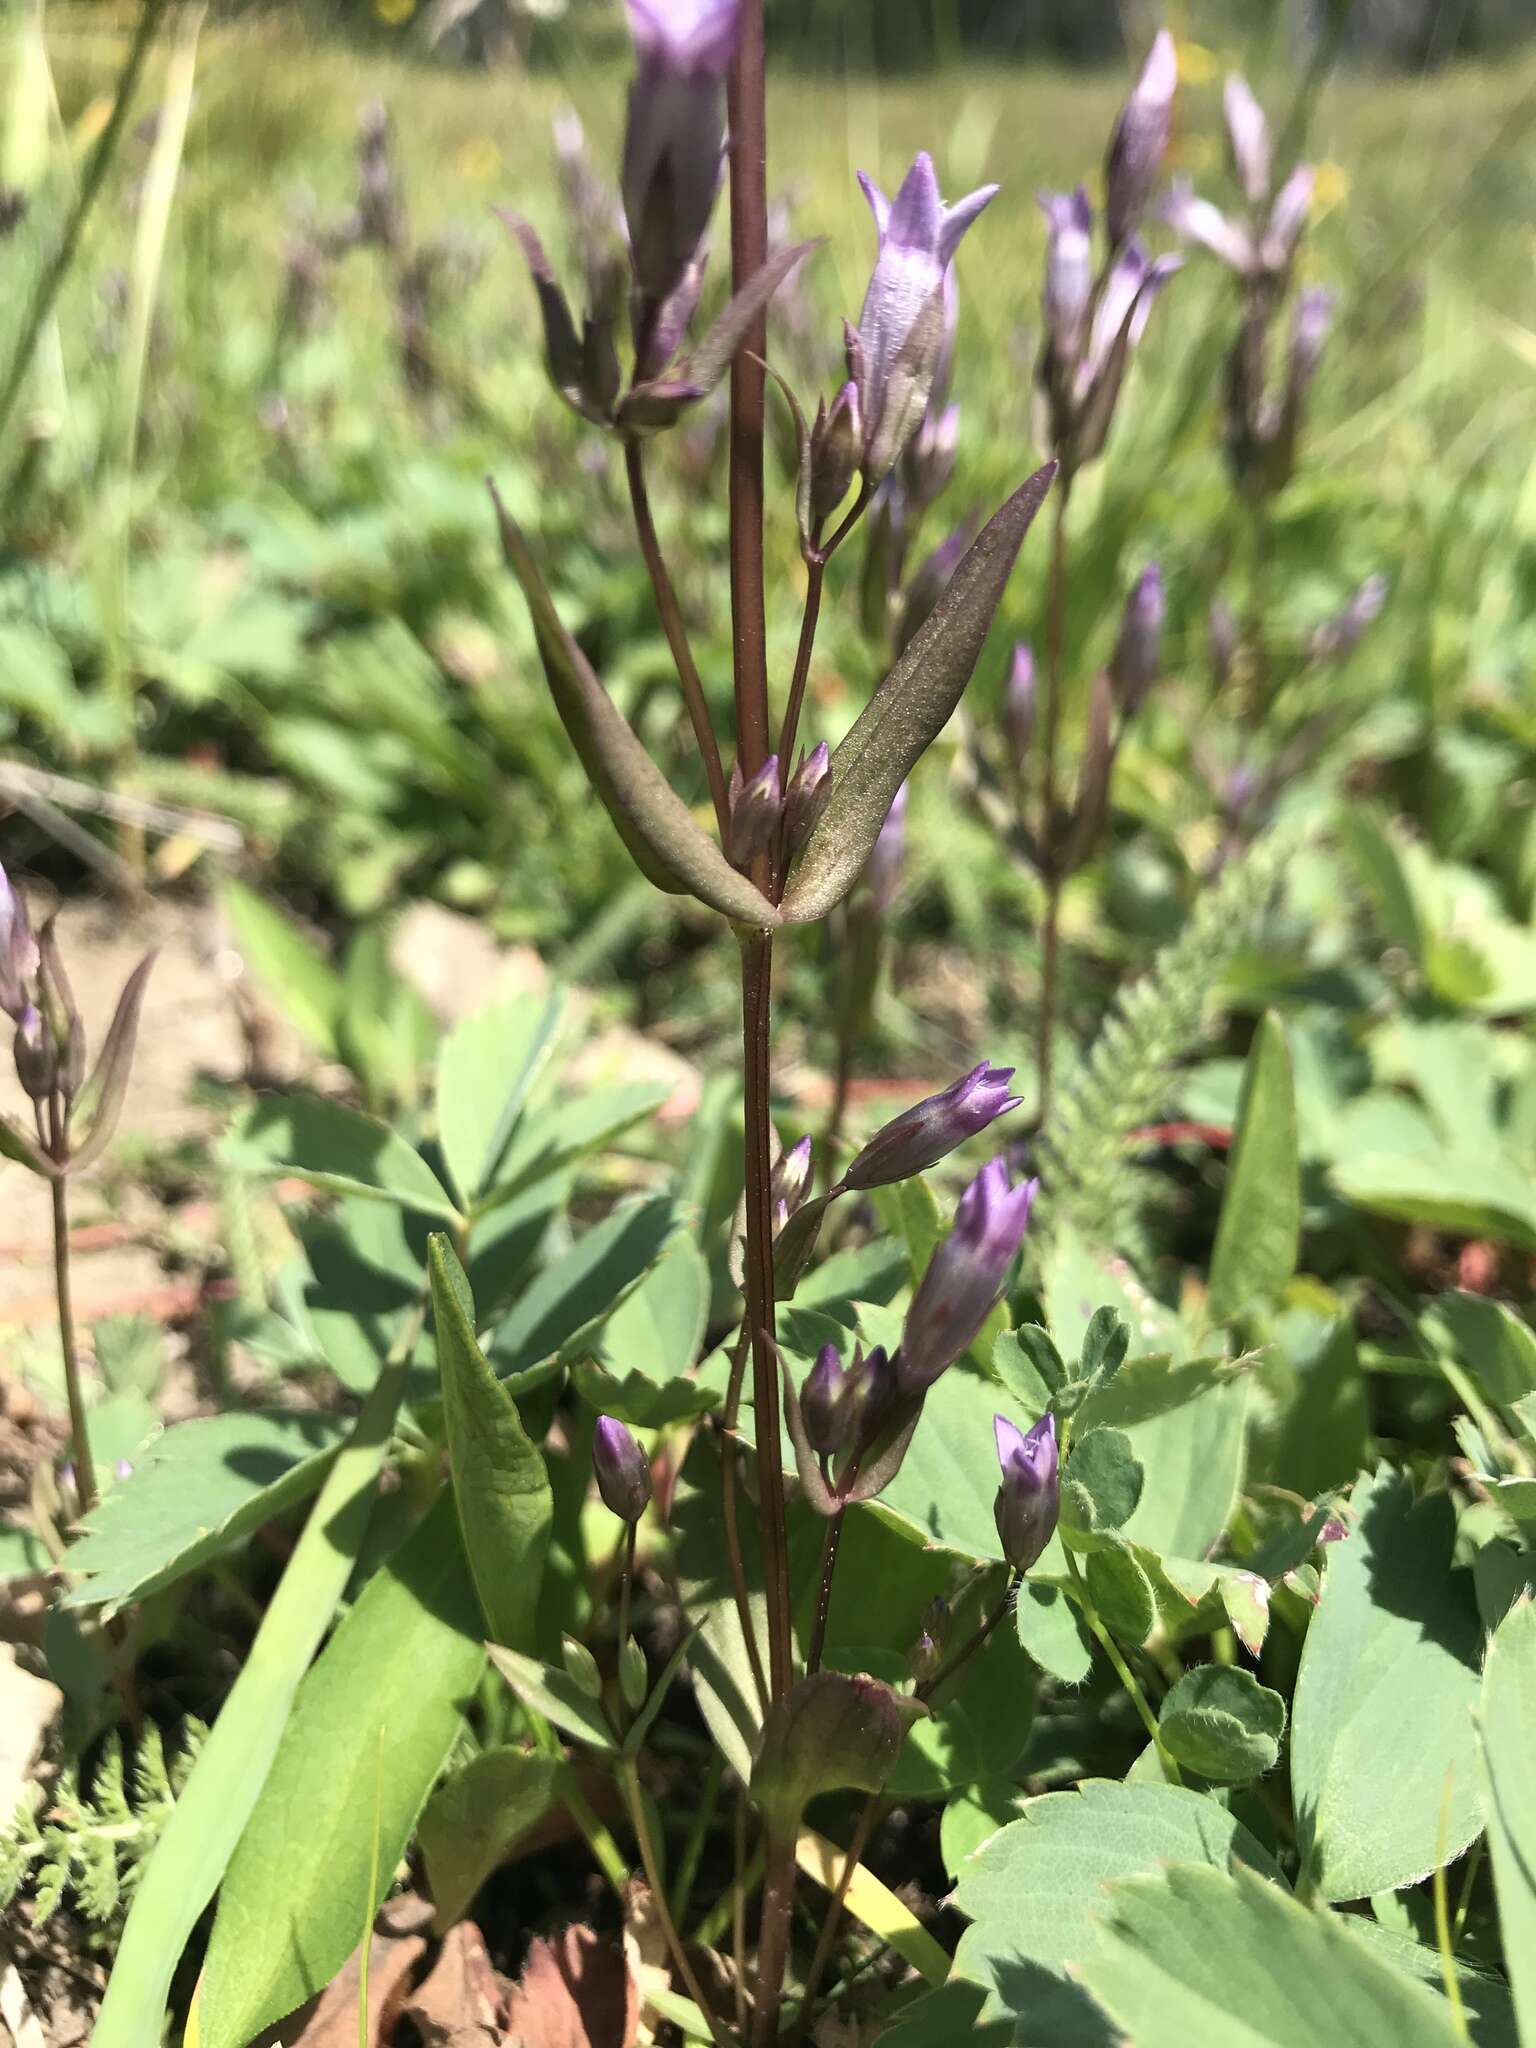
1075;1352;1244;1433
417;1748;563;1930
491;489;780;928
92;1353;411;2048
1292;1466;1482;1900
1079;1862;1463;2048
1270;1314;1368;1498
872;1367;1042;1564
487;1195;675;1375
1014;1579;1093;1684
1478;1596;1536;2048
825;1649;980;1798
782;463;1057;924
940;1781;1024;1882
877;1984;1009;2046
951;1779;1282;2035
435;988;564;1205
478;1083;667;1219
1061;1427;1143;1548
1157;1664;1286;1782
197;1491;485;2048
1332;1151;1536;1253
430;1238;552;1650
1338;804;1425;962
63;1411;345;1617
486;1643;617;1753
1207;1012;1299;1323
222;1094;459;1222
220;880;342;1060
675;1459;767;1783
1084;1542;1156;1646
571;1224;713;1426
1428;1292;1536;1411
1348;1921;1520;2048
873;1175;943;1285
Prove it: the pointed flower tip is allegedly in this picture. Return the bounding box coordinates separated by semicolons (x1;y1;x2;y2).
626;0;740;72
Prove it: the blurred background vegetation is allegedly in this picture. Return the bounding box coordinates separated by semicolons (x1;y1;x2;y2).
2;0;1536;1087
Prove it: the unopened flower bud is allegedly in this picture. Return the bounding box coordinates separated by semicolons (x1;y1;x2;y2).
992;1412;1059;1573
906;1594;949;1683
1259;163;1314;277
728;753;783;867
621;0;739;304
901;399;959;510
1288;285;1333;397
801;1344;850;1458
809;379;863;525
620;1636;648;1711
898;1162;1038;1395
1311;573;1388;662
863;781;908;913
1039;187;1093;367
1223;75;1271;206
1002;642;1036;773
771;1135;814;1221
854;153;997;480
752;1671;926;1844
593;1415;652;1523
13;1004;53;1102
1109;562;1164;715
845;1062;1022;1193
0;862;38;1023
562;1633;604;1699
784;741;832;855
1104;29;1178;250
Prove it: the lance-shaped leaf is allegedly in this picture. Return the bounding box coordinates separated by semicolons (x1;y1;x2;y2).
0;1113;56;1179
652;239;821;405
491;488;781;930
69;951;157;1174
498;212;609;426
782;464;1057;924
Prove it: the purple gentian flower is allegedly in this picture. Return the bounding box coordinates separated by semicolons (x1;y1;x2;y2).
1223;74;1271;205
771;1134;814;1225
800;1344;849;1457
844;1063;1023;1193
897;1162;1038;1393
1002;642;1036;773
1104;29;1178;249
851;153;997;478
993;1412;1060;1572
1039;187;1094;368
0;862;38;1023
593;1415;652;1523
1109;562;1164;715
863;781;908;912
622;0;740;304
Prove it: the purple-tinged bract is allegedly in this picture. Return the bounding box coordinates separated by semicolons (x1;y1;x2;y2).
844;1062;1023;1193
728;753;783;867
992;1412;1060;1572
784;742;832;855
897;1162;1038;1393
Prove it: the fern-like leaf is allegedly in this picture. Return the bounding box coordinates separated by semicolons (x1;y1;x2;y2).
1038;836;1285;1252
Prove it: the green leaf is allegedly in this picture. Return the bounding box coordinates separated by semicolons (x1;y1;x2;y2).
1428;1292;1536;1411
197;1491;486;2048
1338;803;1426;962
222;1094;459;1221
1207;1012;1300;1322
220;880;342;1060
1332;1151;1536;1253
478;1083;667;1219
1157;1664;1286;1782
430;1237;552;1650
951;1779;1282;2036
435;989;564;1206
871;1366;1044;1564
92;1353;412;2048
486;1644;617;1753
1079;1307;1130;1389
1079;1862;1463;2048
69;952;157;1174
487;1195;676;1375
1478;1596;1536;2048
782;463;1057;924
417;1748;563;1930
873;1175;943;1286
1061;1427;1143;1547
941;1781;1024;1882
1291;1466;1483;1901
62;1411;345;1617
997;1325;1066;1405
1084;1542;1156;1647
1348;1921;1521;2048
490;488;780;928
571;1224;713;1426
1270;1315;1367;1498
1014;1579;1093;1685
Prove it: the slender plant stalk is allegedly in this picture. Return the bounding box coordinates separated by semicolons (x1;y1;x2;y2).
1036;476;1072;1122
751;1834;798;2048
726;0;771;778
624;436;732;836
805;1506;845;1677
918;1569;1016;1704
670;1749;724;1930
1064;1549;1180;1781
776;557;825;781
616;1518;637;1664
0;0;170;453
794;1794;880;2042
49;1168;96;1519
621;1758;731;2048
720;1327;771;1713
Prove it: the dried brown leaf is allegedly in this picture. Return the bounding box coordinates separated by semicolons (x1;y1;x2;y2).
501;1923;638;2048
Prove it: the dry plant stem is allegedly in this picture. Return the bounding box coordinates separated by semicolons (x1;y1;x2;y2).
794;1793;880;2043
620;1758;731;2048
1036;476;1072;1123
0;0;170;453
805;1506;846;1677
624;435;731;837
